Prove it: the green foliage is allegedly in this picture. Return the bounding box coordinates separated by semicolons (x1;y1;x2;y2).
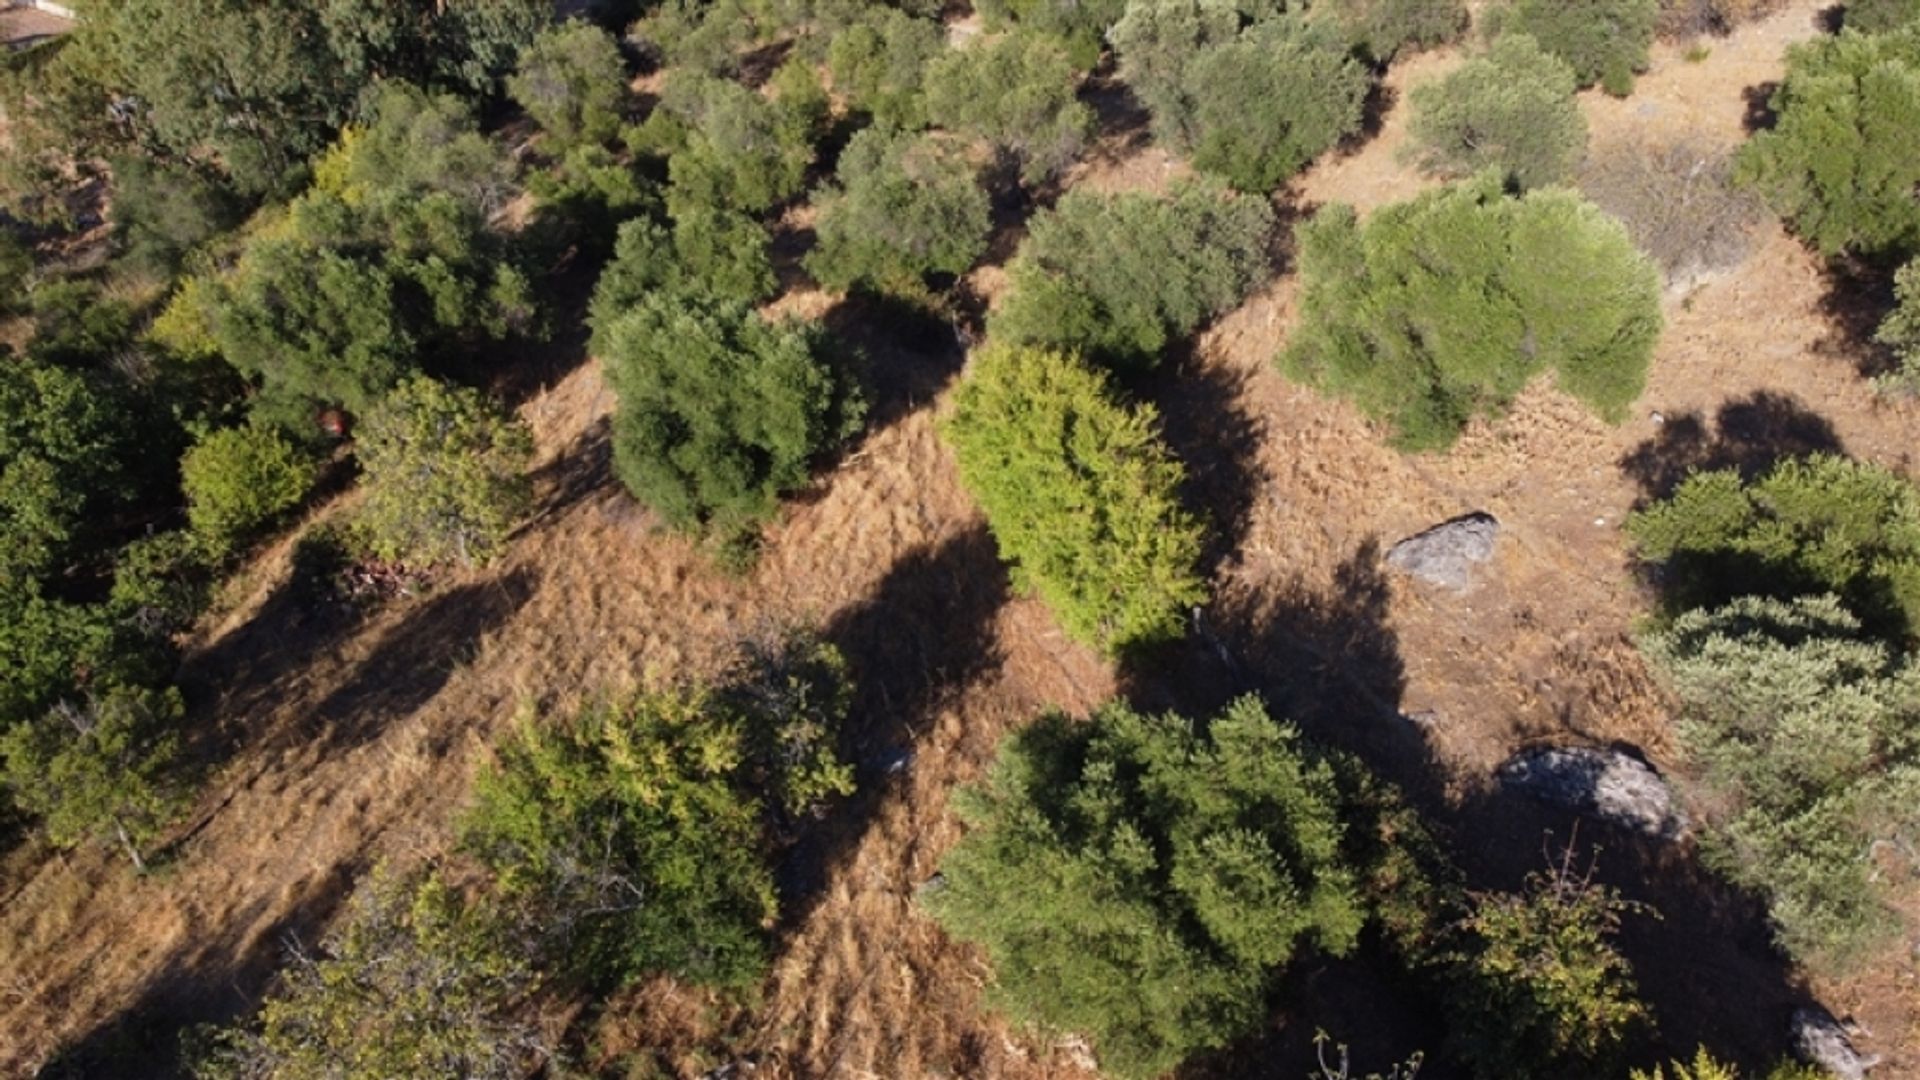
525;143;655;249
806;128;991;294
25;279;137;369
1734;26;1920;258
110;530;216;640
1846;0;1920;32
1406;34;1588;189
1282;177;1663;449
944;345;1206;653
1182;14;1371;191
1444;855;1650;1078
0;685;190;870
588;211;776;349
1109;0;1244;151
1490;0;1659;96
107;156;242;275
1631;1048;1743;1080
180;426;315;556
1874;256;1920;395
510;20;628;151
1625;454;1920;640
202;865;543;1080
641;70;820;215
973;0;1129;66
1640;595;1920;968
1299;0;1470;61
599;293;861;539
354;376;534;569
463;637;853;986
991;181;1275;368
0;358;133;579
825;9;946;129
926;696;1432;1080
923;31;1094;183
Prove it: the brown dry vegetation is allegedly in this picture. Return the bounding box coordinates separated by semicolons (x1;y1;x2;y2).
5;2;1920;1077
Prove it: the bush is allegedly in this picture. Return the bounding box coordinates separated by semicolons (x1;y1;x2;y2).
1846;0;1920;32
1576;139;1763;283
639;70;819;215
990;180;1274;368
1183;14;1371;191
180;426;315;555
973;0;1129;66
1108;0;1245;150
1282;177;1663;450
1490;0;1660;95
587;210;776;350
1631;1048;1743;1080
107;155;241;275
1444;853;1650;1078
1624;454;1920;639
806;128;991;294
923;31;1094;183
1641;595;1920;968
825;9;945;129
1734;26;1920;258
202;866;544;1080
1405;34;1588;190
1301;0;1470;61
463;635;852;986
945;345;1205;653
599;293;861;540
1873;257;1920;395
110;530;215;638
926;696;1433;1080
354;377;533;569
509;20;628;151
0;358;134;580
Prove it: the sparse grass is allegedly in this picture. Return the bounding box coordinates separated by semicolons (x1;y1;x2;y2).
1577;139;1763;285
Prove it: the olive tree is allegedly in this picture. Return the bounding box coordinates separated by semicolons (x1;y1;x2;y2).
807;128;992;293
1489;0;1659;96
509;20;629;151
1406;34;1588;189
923;31;1094;183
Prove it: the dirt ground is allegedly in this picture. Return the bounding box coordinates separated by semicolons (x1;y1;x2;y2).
5;2;1919;1076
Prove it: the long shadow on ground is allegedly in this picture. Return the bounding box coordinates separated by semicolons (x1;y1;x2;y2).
1618;389;1846;504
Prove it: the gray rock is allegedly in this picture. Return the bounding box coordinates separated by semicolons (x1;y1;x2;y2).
1385;513;1500;591
1497;746;1688;840
1793;1007;1879;1079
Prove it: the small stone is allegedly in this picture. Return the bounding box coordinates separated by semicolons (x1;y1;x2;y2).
1498;746;1688;840
1594;517;1608;527
1793;1007;1880;1080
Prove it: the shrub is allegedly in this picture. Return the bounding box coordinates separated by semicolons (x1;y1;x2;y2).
1734;26;1920;258
1632;1048;1743;1080
806;128;991;294
587;210;776;351
354;377;534;569
599;293;861;540
1282;177;1663;450
202;865;544;1080
1873;256;1920;395
110;530;214;638
973;0;1129;66
1183;14;1371;191
1444;853;1650;1078
107;155;241;275
0;685;189;871
926;696;1433;1080
0;358;134;580
944;344;1205;653
923;31;1094;183
825;9;945;129
181;426;315;555
1847;0;1920;32
1576;139;1763;283
509;20;628;151
1302;0;1470;61
463;636;852;986
1405;34;1588;190
636;70;819;215
1108;0;1245;150
1624;454;1920;639
1641;595;1920;968
990;180;1274;368
1490;0;1660;95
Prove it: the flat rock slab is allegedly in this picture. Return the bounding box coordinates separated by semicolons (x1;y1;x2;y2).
1498;747;1688;840
1385;513;1499;591
1793;1008;1879;1079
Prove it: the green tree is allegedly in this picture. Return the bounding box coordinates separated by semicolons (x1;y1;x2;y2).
0;685;190;871
599;293;861;541
1631;1048;1743;1080
944;344;1206;653
106;155;242;275
1625;454;1920;639
202;865;545;1080
923;31;1094;183
991;180;1275;368
1734;25;1920;258
0;358;133;580
926;695;1431;1080
1490;0;1659;96
1282;177;1662;450
806;128;991;294
1109;0;1245;150
638;70;820;215
1846;0;1920;32
972;0;1129;66
1301;0;1470;61
1406;34;1588;189
509;20;629;151
1641;595;1920;968
1875;256;1920;394
825;9;946;129
587;210;776;348
181;426;316;556
1183;14;1371;192
1444;851;1651;1078
354;377;534;569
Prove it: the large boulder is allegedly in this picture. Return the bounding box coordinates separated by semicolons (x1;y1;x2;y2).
1793;1007;1879;1080
1385;512;1499;590
1498;746;1688;840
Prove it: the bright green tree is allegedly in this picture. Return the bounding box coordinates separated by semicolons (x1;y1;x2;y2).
944;344;1206;653
509;20;628;151
927;695;1431;1080
806;128;991;294
1490;0;1659;96
180;426;315;556
1182;14;1370;191
1282;177;1662;450
354;377;533;569
923;31;1094;183
1406;34;1588;189
1734;25;1920;257
991;180;1275;368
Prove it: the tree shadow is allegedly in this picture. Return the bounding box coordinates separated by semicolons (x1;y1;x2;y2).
1741;81;1781;134
776;524;1010;923
1617;390;1845;503
524;415;613;527
1136;354;1271;581
1813;255;1902;379
1334;79;1398;160
823;289;969;434
1078;73;1156;165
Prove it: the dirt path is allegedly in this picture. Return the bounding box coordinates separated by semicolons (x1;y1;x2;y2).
5;2;1917;1075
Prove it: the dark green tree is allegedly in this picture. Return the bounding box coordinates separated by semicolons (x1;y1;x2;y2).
825;9;946;129
1109;0;1244;151
0;358;134;580
637;70;821;215
806;128;991;294
1300;0;1470;61
1846;0;1920;32
1490;0;1659;96
1182;14;1371;191
509;20;629;151
587;210;777;348
106;156;242;275
923;31;1094;183
1406;34;1588;189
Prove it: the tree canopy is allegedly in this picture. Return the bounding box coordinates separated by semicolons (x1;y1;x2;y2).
1490;0;1659;96
1406;34;1588;190
923;31;1094;183
806;128;992;294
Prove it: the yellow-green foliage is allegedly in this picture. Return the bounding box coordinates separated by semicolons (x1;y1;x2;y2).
180;425;314;555
1632;1047;1742;1080
944;344;1206;654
